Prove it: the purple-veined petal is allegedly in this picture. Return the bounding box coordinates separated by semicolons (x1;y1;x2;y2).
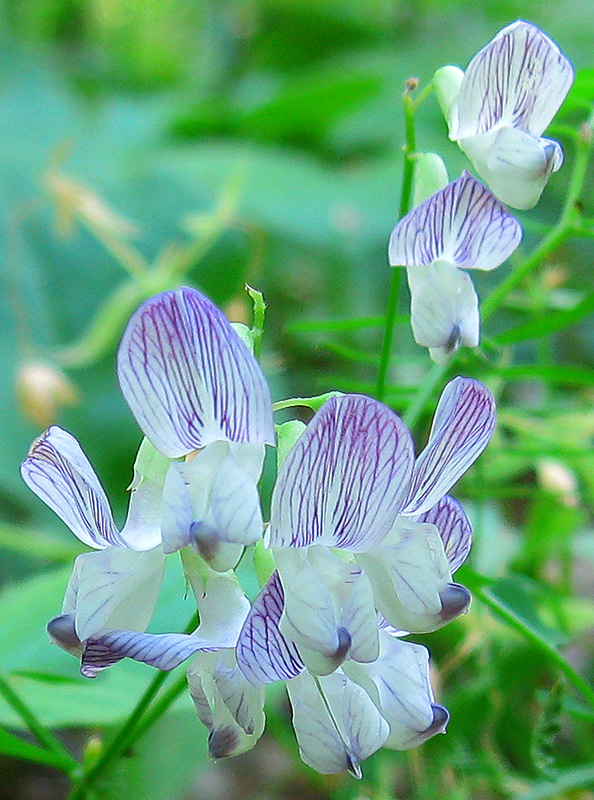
456;21;574;140
419;495;472;573
357;521;454;634
81;630;219;678
117;287;275;458
344;633;448;750
21;427;121;549
236;571;304;688
208;454;263;546
388;172;522;271
407;262;479;363
266;394;415;552
403;377;496;516
213;661;265;735
65;547;166;642
287;670;389;777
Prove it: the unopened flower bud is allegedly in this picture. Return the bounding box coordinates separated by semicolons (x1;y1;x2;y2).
432;65;464;129
17;360;78;428
537;458;578;507
412;153;449;207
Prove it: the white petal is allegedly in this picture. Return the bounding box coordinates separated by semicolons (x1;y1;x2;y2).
187;651;265;759
407;262;479;360
403;377;496;516
461;126;564;209
456;21;574;140
117;287;275;458
161;461;195;553
208;454;263;546
287;671;388;777
357;521;454;633
119;438;170;551
389;172;522;271
21;427;120;549
275;549;348;674
67;547;165;642
267;395;414;551
344;633;448;750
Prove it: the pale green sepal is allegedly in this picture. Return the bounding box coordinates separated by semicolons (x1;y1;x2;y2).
412;154;449;207
276;420;306;471
230;322;254;352
254;539;276;588
120;437;171;550
432;65;464;136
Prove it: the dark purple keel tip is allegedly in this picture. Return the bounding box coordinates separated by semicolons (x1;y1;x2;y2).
209;726;241;759
334;626;352;662
47;614;84;656
439;582;471;623
346;753;362;780
425;704;450;737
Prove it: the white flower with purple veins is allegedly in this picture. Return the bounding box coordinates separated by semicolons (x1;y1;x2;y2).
389;171;522;363
232;378;494;774
117;287;275;572
434;20;574;209
21;427;168;673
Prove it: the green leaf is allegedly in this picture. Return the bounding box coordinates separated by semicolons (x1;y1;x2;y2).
0;725;73;771
559;67;594;116
494;289;594;345
513;764;594;800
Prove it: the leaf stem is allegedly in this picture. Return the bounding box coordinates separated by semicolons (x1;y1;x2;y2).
68;613;198;800
376;90;417;401
482;121;592;321
476;586;594;711
0;674;77;772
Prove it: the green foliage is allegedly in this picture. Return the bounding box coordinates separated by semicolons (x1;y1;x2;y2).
2;2;594;799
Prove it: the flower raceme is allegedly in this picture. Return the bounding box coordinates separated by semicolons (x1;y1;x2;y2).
21;286;274;673
21;286;496;777
389;171;522;363
434;20;574;209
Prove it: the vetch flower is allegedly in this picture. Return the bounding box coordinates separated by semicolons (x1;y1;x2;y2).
389;171;522;363
117;287;275;571
21;427;168;671
235;571;449;775
263;378;495;654
434;21;574;209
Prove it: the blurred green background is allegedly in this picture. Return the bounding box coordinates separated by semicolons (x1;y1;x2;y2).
2;1;594;798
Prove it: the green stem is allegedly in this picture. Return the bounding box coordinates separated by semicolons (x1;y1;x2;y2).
376;91;417;401
476;587;594;711
403;360;450;430
120;671;189;748
0;674;77;772
482;122;592;321
68;670;170;799
246;285;266;360
68;613;198;800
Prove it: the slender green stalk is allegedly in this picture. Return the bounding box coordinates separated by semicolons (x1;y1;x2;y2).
246;285;266;360
119;671;189;748
376;91;417;401
476;587;594;711
68;612;198;800
0;674;77;772
403;361;450;430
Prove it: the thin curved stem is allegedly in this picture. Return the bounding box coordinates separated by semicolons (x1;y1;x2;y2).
376;91;417;401
0;674;76;772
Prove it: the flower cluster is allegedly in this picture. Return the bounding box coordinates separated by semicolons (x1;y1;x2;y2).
391;20;573;362
22;286;496;776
